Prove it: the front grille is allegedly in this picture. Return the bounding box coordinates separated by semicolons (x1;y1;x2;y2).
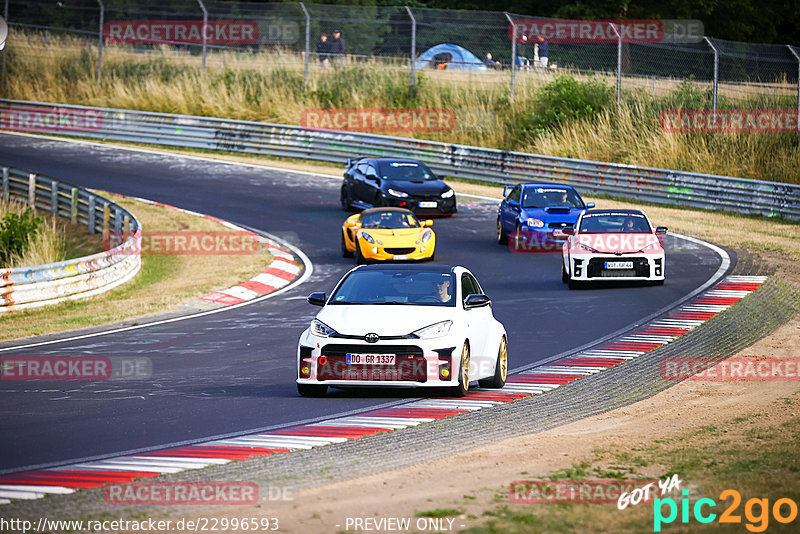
548;222;574;229
587;257;650;278
384;247;415;255
318;344;426;382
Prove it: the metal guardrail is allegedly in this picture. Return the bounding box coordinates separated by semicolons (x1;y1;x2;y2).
1;99;799;220
0;165;142;312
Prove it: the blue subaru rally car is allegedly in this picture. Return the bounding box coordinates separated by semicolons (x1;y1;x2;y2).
496;183;595;251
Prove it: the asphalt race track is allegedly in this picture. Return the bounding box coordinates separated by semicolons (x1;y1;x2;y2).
0;134;728;472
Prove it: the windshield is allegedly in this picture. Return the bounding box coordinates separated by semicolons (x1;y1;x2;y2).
522;187;585;209
330;270;455;307
579;212;652;233
361;211;420;229
378;161;437;181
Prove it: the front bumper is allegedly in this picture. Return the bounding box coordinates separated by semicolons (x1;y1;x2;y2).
357;239;435;262
384;195;457;216
297;330;460;388
568;252;665;281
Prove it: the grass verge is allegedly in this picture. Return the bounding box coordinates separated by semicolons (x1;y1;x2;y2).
0;193;273;341
463;391;800;533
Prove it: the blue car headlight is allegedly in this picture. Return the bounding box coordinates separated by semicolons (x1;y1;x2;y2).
526;218;545;228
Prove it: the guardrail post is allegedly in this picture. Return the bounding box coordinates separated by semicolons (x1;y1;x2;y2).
114;206;122;233
50;180;59;216
96;0;104;84
71;187;79;224
87;196;96;234
406;6;416;92
197;0;208;73
123;215;130;240
1;167;8;201
608;23;622;106
704;37;718;115
299;2;310;87
788;45;800;140
102;202;110;238
504;13;516;101
28;173;36;207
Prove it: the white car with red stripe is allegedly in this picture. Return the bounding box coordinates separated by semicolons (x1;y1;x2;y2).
296;264;508;397
562;209;667;289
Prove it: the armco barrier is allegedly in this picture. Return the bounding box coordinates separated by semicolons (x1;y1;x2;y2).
0;165;141;312
1;99;799;220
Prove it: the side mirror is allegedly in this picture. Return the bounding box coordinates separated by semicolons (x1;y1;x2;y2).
464;293;491;309
503;185;514;198
423;220;433;227
507;200;519;209
562;228;575;235
307;292;327;306
365;168;379;180
655;226;668;234
586;202;596;209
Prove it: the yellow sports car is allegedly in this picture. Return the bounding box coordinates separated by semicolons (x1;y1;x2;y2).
341;207;436;263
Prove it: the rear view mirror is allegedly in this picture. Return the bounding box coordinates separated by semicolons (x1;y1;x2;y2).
507;200;519;209
586;202;596;209
307;292;327;306
423;220;433;227
655;226;668;234
464;294;491;309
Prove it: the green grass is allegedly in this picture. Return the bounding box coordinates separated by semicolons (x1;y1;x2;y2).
415;508;463;518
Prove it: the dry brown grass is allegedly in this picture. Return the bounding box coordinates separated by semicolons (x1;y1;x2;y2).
0;193;273;341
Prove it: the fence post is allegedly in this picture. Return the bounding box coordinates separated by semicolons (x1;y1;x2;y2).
28;173;35;207
704;37;718;115
504;13;516;101
50;180;59;216
1;0;9;87
608;23;622;106
71;187;78;224
299;2;309;86
405;6;416;92
197;0;207;73
96;0;104;84
88;196;96;234
103;202;110;238
787;45;800;140
1;167;8;201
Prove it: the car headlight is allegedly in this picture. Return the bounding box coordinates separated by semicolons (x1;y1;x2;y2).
526;218;544;228
421;229;433;243
411;320;452;339
441;189;454;198
360;231;376;244
311;319;338;338
387;188;409;198
578;242;598;253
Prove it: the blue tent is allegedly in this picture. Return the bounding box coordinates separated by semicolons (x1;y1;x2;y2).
415;43;487;72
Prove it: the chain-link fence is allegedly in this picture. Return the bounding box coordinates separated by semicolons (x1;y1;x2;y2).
2;1;800;110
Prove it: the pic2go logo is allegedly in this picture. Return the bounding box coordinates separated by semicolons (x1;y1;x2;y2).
653;489;799;532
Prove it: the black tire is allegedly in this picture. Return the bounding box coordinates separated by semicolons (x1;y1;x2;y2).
496;217;508;245
653;279;665;286
340;186;353;211
341;232;353;257
297;383;328;397
355;241;366;264
568;278;583;290
450;343;470;397
374;192;387;208
561;262;569;283
479;336;507;389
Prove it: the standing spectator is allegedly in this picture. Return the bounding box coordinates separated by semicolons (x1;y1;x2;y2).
537;35;549;69
515;34;530;70
316;33;331;67
329;29;346;66
484;52;500;69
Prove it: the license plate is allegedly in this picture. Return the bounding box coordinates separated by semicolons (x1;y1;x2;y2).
605;261;633;269
553;229;565;236
393;254;409;260
419;201;437;208
346;353;396;365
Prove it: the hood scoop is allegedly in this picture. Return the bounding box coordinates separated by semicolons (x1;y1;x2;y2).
544;206;571;213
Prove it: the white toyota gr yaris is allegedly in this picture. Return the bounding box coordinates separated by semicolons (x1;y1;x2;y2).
296;264;508;397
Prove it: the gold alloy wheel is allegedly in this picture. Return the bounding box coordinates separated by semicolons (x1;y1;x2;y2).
498;337;508;382
461;343;470;392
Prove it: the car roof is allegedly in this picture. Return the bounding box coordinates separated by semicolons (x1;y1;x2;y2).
583;209;645;216
372;158;424;164
360;207;416;216
519;182;578;190
355;264;455;273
